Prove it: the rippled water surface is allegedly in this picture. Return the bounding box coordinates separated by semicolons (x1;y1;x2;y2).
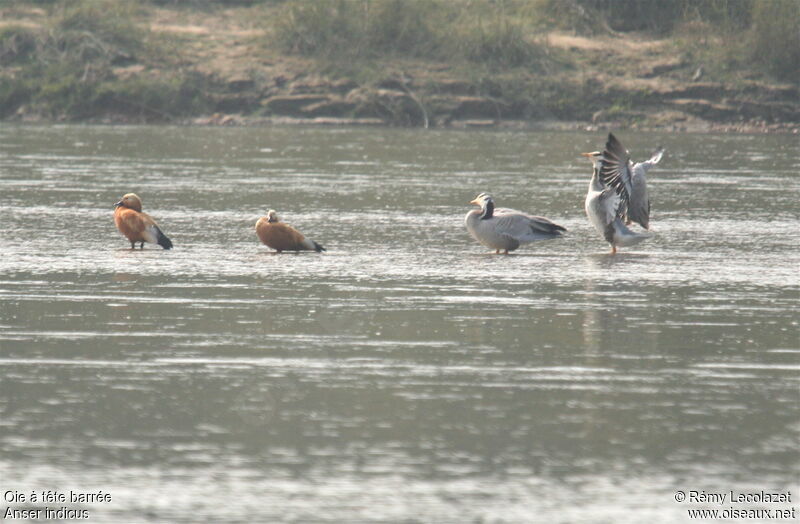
1;125;798;522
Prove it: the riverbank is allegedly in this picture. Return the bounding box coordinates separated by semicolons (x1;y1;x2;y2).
1;2;798;133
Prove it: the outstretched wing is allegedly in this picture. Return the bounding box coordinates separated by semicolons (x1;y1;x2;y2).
628;148;663;229
599;133;634;206
627;175;649;229
634;148;664;175
597;134;632;220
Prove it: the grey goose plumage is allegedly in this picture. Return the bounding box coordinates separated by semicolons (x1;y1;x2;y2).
582;145;650;254
465;193;566;254
598;132;664;230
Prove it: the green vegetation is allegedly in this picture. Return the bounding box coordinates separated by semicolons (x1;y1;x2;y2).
272;0;438;59
0;0;796;124
0;0;210;120
544;0;753;34
271;0;551;69
748;0;800;82
665;0;799;84
268;0;798;83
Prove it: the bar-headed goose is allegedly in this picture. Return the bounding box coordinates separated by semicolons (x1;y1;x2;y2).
465;193;566;254
600;133;664;230
582;146;649;255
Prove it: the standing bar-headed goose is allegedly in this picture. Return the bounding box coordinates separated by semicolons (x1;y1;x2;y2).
465;193;566;255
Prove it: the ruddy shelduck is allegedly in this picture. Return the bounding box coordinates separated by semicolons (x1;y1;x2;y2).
255;210;325;253
113;193;173;250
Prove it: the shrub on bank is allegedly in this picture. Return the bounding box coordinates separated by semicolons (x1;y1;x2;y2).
271;0;551;70
0;0;212;120
748;0;800;83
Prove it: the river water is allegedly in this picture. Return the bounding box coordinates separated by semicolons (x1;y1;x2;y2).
1;125;798;523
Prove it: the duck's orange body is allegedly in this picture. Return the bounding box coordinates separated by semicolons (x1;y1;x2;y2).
255;210;324;253
114;193;173;249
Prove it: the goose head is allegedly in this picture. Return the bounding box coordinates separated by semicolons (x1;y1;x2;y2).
580;151;603;170
469;193;494;220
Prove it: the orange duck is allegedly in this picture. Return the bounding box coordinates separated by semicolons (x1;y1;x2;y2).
255;210;325;253
113;193;173;250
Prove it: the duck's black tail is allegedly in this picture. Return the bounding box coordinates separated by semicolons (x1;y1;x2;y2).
156;227;173;250
312;241;325;253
